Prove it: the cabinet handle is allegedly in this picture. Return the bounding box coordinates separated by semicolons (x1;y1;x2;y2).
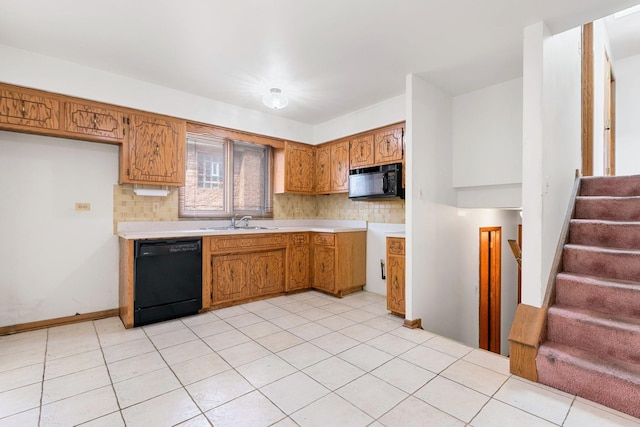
321;263;325;273
265;265;269;277
20;100;26;117
386;139;390;151
230;268;234;281
93;113;98;129
298;261;301;273
155;144;160;155
360;145;363;157
394;276;399;289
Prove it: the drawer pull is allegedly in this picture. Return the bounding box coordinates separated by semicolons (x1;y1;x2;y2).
20;100;26;117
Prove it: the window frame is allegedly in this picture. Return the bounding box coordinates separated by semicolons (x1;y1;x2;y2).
179;122;279;219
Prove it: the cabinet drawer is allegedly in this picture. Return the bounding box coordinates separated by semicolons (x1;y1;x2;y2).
210;233;287;253
290;233;310;245
313;233;335;246
387;237;405;255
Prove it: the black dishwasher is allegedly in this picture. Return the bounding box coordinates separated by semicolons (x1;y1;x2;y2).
134;238;202;327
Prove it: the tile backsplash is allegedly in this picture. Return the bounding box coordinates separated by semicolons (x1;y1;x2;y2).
114;186;404;228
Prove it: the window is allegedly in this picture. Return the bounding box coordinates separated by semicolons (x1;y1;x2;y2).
180;131;273;218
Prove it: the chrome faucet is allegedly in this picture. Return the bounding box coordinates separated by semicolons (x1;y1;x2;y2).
231;214;252;228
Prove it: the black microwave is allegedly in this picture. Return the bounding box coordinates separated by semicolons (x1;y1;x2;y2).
348;163;404;200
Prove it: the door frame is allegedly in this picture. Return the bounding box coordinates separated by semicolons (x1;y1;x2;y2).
479;227;501;354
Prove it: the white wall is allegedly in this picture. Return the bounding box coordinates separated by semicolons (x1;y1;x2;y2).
455;209;520;355
521;23;582;307
365;223;406;296
405;74;461;340
0;44;313;144
453;78;523;188
614;53;640;175
313;94;406;144
0;132;119;327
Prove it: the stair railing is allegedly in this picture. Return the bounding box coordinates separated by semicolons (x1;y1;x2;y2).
508;169;582;382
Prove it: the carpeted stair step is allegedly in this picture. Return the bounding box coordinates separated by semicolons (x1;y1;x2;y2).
537;341;640;418
569;219;640;250
556;272;640;318
580;175;640;197
547;304;640;364
574;196;640;221
563;244;640;283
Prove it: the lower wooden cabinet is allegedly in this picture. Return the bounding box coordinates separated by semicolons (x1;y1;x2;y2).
386;236;406;316
313;232;366;297
203;234;287;308
287;233;311;292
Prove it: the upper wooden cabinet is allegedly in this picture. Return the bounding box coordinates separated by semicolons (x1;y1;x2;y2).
315;140;349;194
120;113;185;186
274;141;315;194
0;84;60;133
349;134;374;169
63;101;128;144
349;122;405;170
374;125;404;165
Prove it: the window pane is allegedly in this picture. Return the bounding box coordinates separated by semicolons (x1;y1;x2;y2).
182;137;226;214
233;142;267;212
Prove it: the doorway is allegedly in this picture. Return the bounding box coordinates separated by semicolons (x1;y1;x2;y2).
604;50;616;176
479;227;501;354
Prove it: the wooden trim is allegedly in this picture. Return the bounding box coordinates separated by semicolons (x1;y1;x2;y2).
187;121;285;149
581;23;594;176
403;318;422;329
0;309;119;336
508;304;547;382
542;174;581;308
119;237;135;328
479;227;502;354
319;121;405;145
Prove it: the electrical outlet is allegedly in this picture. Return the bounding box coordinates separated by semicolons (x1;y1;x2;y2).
152;202;160;212
75;203;91;211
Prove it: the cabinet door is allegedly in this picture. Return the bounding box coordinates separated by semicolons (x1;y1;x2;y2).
63;102;128;143
123;113;185;185
374;125;403;165
285;142;314;193
387;255;406;315
212;254;249;303
315;145;331;193
0;86;59;131
313;246;335;292
331;141;349;192
288;245;311;291
349;134;374;169
250;250;285;295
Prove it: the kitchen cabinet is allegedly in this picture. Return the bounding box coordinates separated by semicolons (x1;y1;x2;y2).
0;83;60;133
349;134;374;169
348;122;405;170
386;237;405;316
315;140;349;194
120;113;186;186
313;232;366;297
287;233;311;291
274;141;315;194
203;233;287;308
374;124;404;165
62;101;128;144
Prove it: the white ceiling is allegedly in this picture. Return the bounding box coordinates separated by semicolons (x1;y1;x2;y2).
0;0;638;125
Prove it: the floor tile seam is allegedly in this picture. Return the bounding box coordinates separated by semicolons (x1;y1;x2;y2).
97;334;151;350
458;356;510;377
41;366;114;405
559;396;579;426
421;342;474;360
289;390;374;423
91;320;126;425
257;369;332;415
0;368;45;394
233;350;296;388
465;373;564;426
201;387;287;425
571;396;640;424
437;368;509;400
508;375;576;400
140;325;209;422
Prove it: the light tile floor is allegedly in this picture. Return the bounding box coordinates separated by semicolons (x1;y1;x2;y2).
0;291;639;427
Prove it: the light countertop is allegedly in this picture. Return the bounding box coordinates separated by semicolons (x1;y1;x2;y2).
117;219;368;240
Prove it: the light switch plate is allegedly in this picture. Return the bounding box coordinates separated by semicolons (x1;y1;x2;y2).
75;203;91;211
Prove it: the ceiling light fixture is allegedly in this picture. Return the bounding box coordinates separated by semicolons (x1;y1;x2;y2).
614;4;640;19
262;88;289;110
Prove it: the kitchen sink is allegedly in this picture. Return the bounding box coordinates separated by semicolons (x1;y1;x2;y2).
199;226;279;231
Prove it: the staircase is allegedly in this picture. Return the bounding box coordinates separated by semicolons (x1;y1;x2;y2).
536;175;640;418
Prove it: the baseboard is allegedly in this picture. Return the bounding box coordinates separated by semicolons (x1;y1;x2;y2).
0;309;120;336
403;318;422;329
